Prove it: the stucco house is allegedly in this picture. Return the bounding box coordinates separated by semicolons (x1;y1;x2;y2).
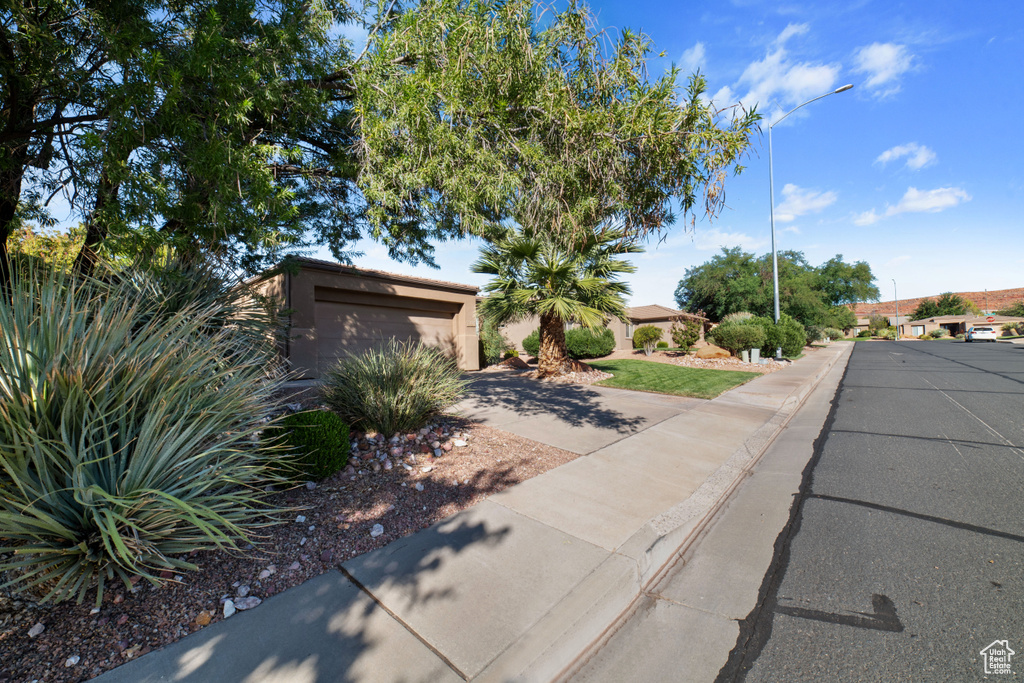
260;257;480;378
495;304;706;353
906;314;1024;338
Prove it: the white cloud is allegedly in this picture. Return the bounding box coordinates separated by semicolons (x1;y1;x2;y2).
886;255;911;267
774;183;838;222
853;209;881;226
680;42;707;74
887;186;970;215
854;186;971;226
692;227;767;252
876;142;936;170
782;226;801;234
853;43;913;97
776;23;810;46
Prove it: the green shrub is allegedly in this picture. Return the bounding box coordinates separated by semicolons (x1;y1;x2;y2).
877;327;896;340
955;333;966;340
0;260;290;606
709;321;765;356
744;314;804;357
805;324;824;346
479;316;513;366
656;340;669;348
722;311;754;323
858;329;872;338
929;328;948;339
632;325;663;355
670;316;702;354
565;326;615;359
823;327;845;341
522;329;540;357
321;339;468;436
503;348;520;359
273;411;350;480
777;315;806;356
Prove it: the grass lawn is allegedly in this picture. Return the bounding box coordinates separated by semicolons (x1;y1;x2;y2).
587;359;760;400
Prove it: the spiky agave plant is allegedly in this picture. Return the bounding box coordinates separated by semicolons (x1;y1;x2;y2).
0;260;291;606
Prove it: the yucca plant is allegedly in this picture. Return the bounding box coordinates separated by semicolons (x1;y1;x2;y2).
0;259;291;606
321;339;467;436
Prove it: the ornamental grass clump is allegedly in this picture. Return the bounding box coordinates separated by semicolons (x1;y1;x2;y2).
321;339;468;436
0;261;291;606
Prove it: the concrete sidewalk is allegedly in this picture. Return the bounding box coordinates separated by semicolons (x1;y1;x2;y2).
97;343;853;683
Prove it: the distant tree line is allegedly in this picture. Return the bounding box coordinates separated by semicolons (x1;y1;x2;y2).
673;247;878;330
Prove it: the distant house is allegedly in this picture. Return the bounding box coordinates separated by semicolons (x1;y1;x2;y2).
493;303;707;353
907;314;1024;338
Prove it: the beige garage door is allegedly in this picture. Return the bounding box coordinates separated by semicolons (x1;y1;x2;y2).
314;297;457;373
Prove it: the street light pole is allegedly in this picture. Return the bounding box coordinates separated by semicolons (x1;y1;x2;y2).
769;84;853;357
893;278;899;341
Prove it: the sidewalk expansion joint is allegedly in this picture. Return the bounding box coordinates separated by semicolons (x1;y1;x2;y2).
338;566;469;681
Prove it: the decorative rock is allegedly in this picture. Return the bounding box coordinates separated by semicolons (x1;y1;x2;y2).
295;515;306;523
300;554;310;562
372;461;381;473
441;442;454;452
431;440;441;449
406;433;417;441
232;581;241;588
370;523;384;538
117;614;129;626
237;585;250;598
414;482;424;492
305;481;316;490
390;446;403;457
194;611;212;626
403;463;413;471
434;449;443;458
320;549;334;564
223;600;236;618
299;537;307;546
695;344;731;359
344;465;356;475
65;655;80;667
383;459;393;470
28;623;45;638
234;596;262;611
419;427;430;436
453;439;468;447
286;402;302;412
421;465;433;473
289;562;301;571
113;593;124;604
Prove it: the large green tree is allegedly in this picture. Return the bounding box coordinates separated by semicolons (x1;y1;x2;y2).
473;227;638;377
354;0;758;251
910;292;979;320
1;0;370;289
674;247;872;329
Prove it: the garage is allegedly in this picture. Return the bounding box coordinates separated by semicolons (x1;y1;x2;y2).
259;257;480;378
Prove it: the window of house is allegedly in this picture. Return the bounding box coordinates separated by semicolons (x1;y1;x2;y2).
626;323;634;338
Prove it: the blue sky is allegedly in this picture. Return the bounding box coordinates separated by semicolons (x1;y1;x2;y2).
326;0;1024;308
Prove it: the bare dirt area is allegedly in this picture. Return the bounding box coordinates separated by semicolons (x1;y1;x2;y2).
0;417;579;683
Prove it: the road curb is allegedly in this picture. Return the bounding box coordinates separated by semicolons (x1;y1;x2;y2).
474;343;854;682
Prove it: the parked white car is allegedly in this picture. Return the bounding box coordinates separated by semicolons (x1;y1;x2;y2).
966;326;998;342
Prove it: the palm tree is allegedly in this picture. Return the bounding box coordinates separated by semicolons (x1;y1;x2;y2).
472;226;640;377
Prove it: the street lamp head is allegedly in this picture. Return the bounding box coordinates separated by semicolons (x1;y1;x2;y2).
834;84;854;93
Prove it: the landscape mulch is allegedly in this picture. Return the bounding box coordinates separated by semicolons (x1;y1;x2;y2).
0;417;580;683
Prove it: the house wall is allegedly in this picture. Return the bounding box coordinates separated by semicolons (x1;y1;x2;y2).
494;314;703;353
262;262;479;378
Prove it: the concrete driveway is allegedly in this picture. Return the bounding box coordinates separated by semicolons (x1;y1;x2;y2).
454;371;702;455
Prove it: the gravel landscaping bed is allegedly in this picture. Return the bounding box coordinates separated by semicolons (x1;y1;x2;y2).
599;347;795;374
0;417;579;683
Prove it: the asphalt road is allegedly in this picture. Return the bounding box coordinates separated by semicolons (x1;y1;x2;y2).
719;340;1024;682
